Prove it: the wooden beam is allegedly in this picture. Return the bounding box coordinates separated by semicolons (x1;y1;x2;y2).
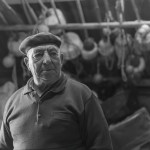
0;21;149;31
5;0;76;5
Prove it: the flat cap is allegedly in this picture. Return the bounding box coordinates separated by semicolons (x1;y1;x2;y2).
19;32;62;55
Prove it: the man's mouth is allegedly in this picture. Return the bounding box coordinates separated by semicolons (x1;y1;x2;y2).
43;69;52;71
42;69;54;72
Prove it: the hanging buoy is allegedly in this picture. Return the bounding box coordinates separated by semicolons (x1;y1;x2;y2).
93;58;103;84
103;27;111;37
98;38;114;56
98;28;115;70
126;55;145;74
93;73;103;84
61;32;83;60
7;32;27;57
37;24;49;32
39;8;66;35
3;54;15;68
81;38;98;60
135;24;150;44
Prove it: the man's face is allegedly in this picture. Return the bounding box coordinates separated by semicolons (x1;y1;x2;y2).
24;44;63;86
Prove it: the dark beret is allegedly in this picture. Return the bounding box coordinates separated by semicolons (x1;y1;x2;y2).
19;32;62;55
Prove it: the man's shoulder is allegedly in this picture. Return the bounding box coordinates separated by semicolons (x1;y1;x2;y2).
66;77;92;99
4;86;25;108
2;86;26;117
10;86;25;99
67;78;89;90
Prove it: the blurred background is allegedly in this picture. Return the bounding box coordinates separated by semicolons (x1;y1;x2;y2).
1;0;150;149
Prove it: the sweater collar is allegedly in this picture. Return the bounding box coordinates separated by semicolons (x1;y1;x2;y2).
23;73;67;96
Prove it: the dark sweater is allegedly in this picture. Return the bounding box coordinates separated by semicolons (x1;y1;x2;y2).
0;75;113;150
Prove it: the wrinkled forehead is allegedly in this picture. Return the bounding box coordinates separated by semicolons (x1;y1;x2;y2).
27;44;60;56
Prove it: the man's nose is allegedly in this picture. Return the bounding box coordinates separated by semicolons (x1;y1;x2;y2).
43;51;52;64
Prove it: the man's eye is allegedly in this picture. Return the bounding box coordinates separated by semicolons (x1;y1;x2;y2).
50;52;58;57
33;53;43;59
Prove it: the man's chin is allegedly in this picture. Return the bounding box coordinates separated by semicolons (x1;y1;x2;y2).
42;70;54;74
40;76;59;83
38;71;60;82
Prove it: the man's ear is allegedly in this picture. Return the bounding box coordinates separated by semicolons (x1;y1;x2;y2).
60;53;64;66
24;57;30;71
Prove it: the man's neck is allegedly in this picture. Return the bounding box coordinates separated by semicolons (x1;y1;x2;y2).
33;76;62;97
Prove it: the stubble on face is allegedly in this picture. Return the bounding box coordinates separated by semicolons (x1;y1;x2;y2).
26;45;63;88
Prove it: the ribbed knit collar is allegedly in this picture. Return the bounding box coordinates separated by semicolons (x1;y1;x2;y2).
23;72;67;97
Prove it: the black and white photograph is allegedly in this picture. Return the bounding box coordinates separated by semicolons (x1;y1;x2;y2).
0;0;150;149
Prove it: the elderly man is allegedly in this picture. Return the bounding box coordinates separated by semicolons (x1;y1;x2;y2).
0;32;113;150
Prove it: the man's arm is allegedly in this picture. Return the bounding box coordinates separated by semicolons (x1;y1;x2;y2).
0;121;13;150
0;103;13;150
84;93;113;150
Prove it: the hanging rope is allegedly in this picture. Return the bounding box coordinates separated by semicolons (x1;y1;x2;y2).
49;0;66;35
115;0;127;82
75;0;88;39
103;0;113;22
131;0;141;22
